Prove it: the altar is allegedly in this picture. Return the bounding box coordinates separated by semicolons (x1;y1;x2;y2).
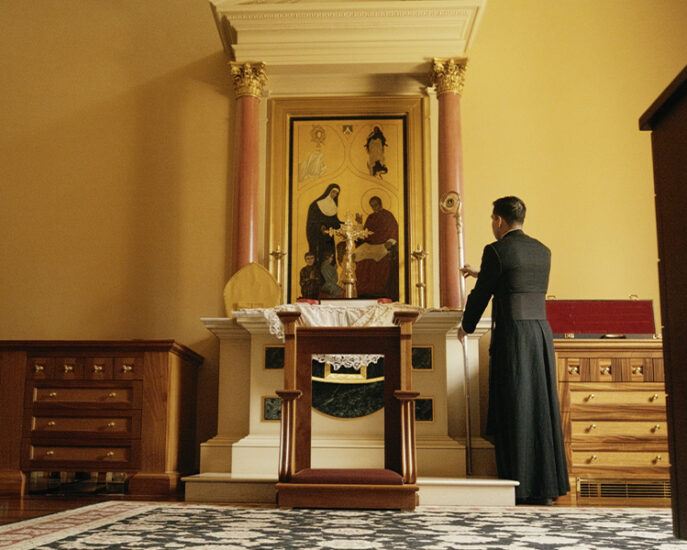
183;304;517;505
182;0;518;506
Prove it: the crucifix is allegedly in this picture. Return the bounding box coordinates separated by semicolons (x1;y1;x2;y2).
326;212;372;298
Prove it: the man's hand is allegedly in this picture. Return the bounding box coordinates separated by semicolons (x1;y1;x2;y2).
458;326;468;341
460;264;479;278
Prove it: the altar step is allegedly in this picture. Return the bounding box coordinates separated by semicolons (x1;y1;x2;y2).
182;473;518;507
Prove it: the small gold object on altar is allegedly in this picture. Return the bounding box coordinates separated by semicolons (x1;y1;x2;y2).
411;245;429;308
327;212;372;298
269;245;287;289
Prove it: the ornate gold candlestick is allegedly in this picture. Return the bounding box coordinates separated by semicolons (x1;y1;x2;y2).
269;245;287;290
326;212;372;298
411;245;428;308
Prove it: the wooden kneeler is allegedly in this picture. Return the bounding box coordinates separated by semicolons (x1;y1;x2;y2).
275;310;419;510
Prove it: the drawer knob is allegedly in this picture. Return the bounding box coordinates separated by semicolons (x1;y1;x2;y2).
600;366;611;375
47;420;56;427
93;364;104;373
651;424;661;432
108;392;117;398
585;393;596;401
586;423;597;432
568;365;580;375
34;364;45;373
105;451;115;458
121;364;134;373
653;455;663;464
107;421;116;428
650;393;660;402
48;392;57;398
63;364;74;373
588;454;599;463
632;366;644;375
45;450;54;456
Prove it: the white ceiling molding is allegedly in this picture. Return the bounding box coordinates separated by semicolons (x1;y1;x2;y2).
209;0;487;77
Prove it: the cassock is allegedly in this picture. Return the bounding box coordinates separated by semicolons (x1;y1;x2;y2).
461;229;570;500
354;208;399;299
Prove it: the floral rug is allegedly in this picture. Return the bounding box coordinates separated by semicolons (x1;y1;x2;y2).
1;501;686;549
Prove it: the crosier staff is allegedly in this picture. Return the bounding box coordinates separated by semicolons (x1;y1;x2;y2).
439;190;473;476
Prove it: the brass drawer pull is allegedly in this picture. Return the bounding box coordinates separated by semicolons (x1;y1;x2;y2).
586;423;597;432
632;366;644;375
107;392;117;398
650;393;660;402
651;424;661;432
107;421;116;428
93;364;104;373
653;455;663;464
600;367;611;375
105;451;115;458
47;421;56;427
121;364;134;373
48;392;57;398
568;365;580;375
34;364;45;373
45;450;54;456
585;393;596;401
588;454;599;463
63;364;74;373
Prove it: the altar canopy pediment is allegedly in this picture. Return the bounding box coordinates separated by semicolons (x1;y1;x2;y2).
209;0;486;76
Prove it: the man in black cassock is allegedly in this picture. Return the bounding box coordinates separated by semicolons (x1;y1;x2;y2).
458;196;569;505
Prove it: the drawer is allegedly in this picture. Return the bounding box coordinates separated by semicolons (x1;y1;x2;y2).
27;357;54;379
114;356;143;380
27;381;141;409
22;439;140;470
571;421;667;438
570;390;665;407
28;410;141;439
85;357;114;380
572;451;670;468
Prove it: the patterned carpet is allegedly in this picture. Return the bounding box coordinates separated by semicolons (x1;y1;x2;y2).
1;501;686;549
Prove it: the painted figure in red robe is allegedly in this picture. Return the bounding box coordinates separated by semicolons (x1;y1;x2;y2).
354;196;399;300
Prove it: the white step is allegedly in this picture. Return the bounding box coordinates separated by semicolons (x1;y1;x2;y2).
182;473;517;507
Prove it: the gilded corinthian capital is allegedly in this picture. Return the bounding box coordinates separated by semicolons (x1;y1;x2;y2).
431;58;467;96
230;62;267;99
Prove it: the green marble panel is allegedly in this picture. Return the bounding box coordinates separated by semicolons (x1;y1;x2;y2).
415;398;433;422
312;380;384;418
263;397;282;421
412;347;433;370
265;347;284;369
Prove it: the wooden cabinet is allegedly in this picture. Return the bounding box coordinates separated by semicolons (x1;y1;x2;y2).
0;340;202;496
556;339;670;506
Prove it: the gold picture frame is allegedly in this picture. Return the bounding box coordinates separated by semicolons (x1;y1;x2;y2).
267;96;432;305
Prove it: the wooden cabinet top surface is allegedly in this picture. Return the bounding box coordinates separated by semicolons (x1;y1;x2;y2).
0;339;203;365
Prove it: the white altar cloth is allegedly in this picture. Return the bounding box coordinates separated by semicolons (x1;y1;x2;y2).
235;302;423;370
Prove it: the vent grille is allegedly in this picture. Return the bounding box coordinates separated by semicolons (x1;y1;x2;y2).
578;479;671;499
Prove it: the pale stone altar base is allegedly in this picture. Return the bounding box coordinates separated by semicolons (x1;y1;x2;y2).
183;310;517;506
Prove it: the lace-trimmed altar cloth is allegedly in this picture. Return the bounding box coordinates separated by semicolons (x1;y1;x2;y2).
237;302;423;370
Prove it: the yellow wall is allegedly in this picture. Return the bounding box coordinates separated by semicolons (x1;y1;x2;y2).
2;0;686;454
462;0;687;328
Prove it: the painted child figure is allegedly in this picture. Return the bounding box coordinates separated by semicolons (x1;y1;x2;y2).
299;251;321;299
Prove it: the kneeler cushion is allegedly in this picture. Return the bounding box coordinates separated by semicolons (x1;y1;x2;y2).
291;468;404;485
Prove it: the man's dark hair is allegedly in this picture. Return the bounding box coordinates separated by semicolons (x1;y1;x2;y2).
493;196;526;225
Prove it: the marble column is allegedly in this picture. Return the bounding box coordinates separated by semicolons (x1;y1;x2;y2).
230;62;267;272
431;58;468;309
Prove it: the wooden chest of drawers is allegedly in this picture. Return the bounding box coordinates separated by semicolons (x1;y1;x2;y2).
0;340;202;496
556;339;669;505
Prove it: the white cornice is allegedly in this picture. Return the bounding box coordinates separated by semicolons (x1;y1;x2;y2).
210;0;486;77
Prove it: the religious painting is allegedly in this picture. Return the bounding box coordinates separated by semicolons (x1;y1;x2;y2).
267;97;432;307
287;117;406;303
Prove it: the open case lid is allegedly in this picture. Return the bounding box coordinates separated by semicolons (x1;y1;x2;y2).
546;300;656;339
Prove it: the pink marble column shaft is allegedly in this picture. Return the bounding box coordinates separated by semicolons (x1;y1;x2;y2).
233;94;260;272
438;91;465;308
